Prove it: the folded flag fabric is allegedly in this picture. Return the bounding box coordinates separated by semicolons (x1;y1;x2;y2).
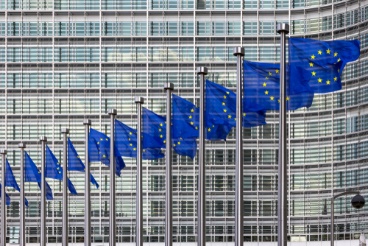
114;119;164;160
89;128;126;176
68;138;99;189
243;60;314;111
289;37;360;94
25;152;53;200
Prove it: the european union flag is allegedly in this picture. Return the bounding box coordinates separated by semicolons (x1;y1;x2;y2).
172;94;199;159
25;152;53;200
0;184;11;205
5;159;20;191
6;159;29;206
142;107;166;149
205;80;266;140
114;119;164;160
289;37;360;94
68;138;99;189
243;60;314;111
45;145;77;195
89;128;126;176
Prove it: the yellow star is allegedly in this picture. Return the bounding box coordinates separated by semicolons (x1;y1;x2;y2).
226;91;229;94
223;95;227;99
278;99;280;103
270;96;274;101
268;72;272;76
337;58;341;62
228;115;231;119
222;102;225;106
286;97;290;101
318;50;322;55
129;132;132;135
265;90;269;95
309;62;314;67
243;113;246;116
188;115;192;119
160;134;163;138
334;52;338;57
207;128;211;132
311;54;315;59
223;109;227;113
177;141;181;145
265;77;269;80
133;148;136;151
190;122;194;125
275;69;279;74
129;143;133;146
263;82;267;87
318;78;322;83
326;80;331;85
311;71;316;76
191;108;194;113
158;128;162;132
334;77;337;81
326;49;331;54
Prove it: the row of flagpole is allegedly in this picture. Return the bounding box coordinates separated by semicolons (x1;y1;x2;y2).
0;23;289;246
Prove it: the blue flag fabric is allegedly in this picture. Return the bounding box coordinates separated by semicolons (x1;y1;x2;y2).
243;60;314;111
289;37;360;94
142;107;166;149
0;184;11;206
24;152;53;200
5;159;20;191
142;107;198;158
67;138;99;189
6;159;29;206
89;128;126;176
114;119;164;160
172;94;199;159
45;145;77;195
205;80;266;140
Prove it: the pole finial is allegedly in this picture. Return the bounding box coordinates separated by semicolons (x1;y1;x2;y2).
164;82;174;91
40;136;47;142
276;23;289;34
135;97;144;104
83;119;91;126
61;128;69;134
233;47;244;56
197;67;208;75
18;143;26;149
0;149;7;154
108;109;117;116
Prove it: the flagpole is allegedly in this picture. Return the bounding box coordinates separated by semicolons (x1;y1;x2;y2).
276;23;289;246
83;119;92;246
197;66;207;246
1;149;7;246
40;136;47;246
108;109;117;246
62;128;69;246
164;82;174;246
233;47;244;246
135;97;144;246
19;143;26;246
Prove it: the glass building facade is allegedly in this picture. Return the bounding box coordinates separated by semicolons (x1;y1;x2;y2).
1;0;368;244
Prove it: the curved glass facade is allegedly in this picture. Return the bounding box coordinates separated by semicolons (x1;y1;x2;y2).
0;0;368;244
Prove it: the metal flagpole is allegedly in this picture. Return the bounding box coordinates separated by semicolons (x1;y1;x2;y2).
108;109;117;246
276;23;289;246
233;47;244;246
1;149;7;246
19;143;26;246
62;128;69;246
197;66;207;246
40;136;47;246
135;97;144;246
164;82;174;246
84;119;92;246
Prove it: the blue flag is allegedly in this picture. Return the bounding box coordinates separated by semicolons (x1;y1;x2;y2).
0;184;11;206
142;107;198;158
5;159;20;191
289;37;360;94
6;159;29;206
114;119;164;160
243;60;314;111
25;152;53;200
89;128;126;176
45;145;77;195
205;80;266;140
67;138;99;189
172;94;199;159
